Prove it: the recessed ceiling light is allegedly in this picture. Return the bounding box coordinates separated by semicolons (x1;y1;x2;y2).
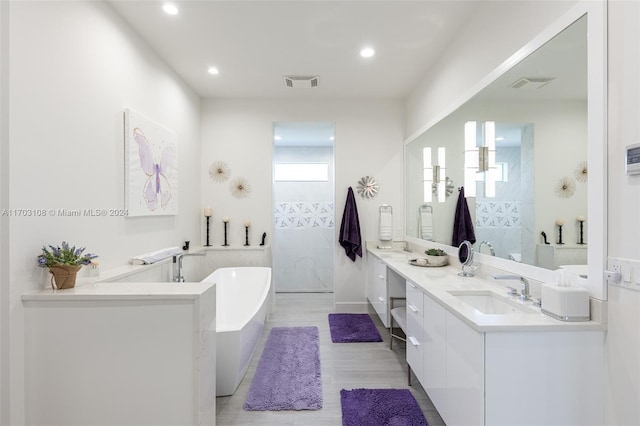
329;136;335;141
274;136;282;141
496;136;505;141
163;4;179;15
360;47;375;58
207;66;219;75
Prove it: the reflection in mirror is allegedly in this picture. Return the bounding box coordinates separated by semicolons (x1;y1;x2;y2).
405;15;587;271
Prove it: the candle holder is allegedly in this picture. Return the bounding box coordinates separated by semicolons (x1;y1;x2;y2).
244;226;250;246
205;217;211;247
222;221;229;246
557;225;564;245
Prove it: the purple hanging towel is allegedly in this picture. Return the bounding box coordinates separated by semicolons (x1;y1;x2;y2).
452;186;476;247
339;187;362;262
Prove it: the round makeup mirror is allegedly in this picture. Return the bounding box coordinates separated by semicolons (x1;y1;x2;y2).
458;240;475;277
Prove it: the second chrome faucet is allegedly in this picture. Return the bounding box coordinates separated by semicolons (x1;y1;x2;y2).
493;274;531;301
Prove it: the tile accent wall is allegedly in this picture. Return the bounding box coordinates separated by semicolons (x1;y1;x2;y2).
274;201;334;229
476;201;522;228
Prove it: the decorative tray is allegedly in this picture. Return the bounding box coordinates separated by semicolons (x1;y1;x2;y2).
408;258;448;268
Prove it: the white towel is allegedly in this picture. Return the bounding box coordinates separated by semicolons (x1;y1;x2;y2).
420;211;433;240
130;246;183;265
379;210;393;241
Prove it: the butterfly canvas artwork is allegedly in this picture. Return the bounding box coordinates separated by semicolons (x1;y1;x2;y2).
124;109;178;216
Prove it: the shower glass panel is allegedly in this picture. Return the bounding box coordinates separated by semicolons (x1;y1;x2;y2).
273;122;335;292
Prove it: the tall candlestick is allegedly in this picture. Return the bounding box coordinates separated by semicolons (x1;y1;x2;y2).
222;221;229;246
205;216;211;246
557;225;564;245
555;219;564;245
577;216;586;245
244;221;250;246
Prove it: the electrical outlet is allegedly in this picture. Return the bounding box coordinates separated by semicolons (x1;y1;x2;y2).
606;260;622;283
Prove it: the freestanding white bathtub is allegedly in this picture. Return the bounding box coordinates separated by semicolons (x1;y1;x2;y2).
201;266;272;396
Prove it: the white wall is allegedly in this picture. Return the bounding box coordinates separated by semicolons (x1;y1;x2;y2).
200;99;404;310
0;1;9;424
7;2;201;423
606;1;640;424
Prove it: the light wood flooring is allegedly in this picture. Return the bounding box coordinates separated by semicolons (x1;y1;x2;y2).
216;293;446;426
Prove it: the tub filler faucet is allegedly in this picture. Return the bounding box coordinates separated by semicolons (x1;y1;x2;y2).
493;274;531;301
172;252;206;282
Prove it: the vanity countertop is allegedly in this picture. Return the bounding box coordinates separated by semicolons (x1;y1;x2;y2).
367;246;605;332
22;281;215;302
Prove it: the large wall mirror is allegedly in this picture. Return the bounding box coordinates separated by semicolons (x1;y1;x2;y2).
405;4;606;300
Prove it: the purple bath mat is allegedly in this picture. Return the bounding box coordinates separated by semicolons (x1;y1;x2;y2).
243;326;322;411
340;388;428;426
328;313;382;343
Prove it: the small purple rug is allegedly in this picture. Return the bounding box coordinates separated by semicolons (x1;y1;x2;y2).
328;313;383;343
341;388;428;426
243;326;322;411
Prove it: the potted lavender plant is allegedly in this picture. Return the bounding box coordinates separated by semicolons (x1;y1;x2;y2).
37;241;98;289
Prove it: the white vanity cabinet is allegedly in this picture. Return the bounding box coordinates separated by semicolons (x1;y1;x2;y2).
405;281;424;380
366;254;405;327
367;255;388;325
410;280;483;425
406;278;604;426
445;310;485;426
421;287;447;417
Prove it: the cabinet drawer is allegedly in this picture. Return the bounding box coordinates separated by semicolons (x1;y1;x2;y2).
406;281;423;317
406;305;424;380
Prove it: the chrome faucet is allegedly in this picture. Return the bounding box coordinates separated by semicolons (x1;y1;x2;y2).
478;241;495;256
172;252;206;282
493;274;531;301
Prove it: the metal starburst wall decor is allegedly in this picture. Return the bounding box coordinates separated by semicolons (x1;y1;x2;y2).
574;160;588;183
357;176;379;199
230;177;251;199
209;161;230;182
554;176;576;199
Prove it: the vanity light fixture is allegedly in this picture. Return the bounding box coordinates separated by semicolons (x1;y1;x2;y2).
162;4;179;15
464;121;497;198
423;146;447;203
360;47;375;58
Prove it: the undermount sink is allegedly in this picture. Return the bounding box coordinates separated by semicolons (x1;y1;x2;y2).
448;290;538;315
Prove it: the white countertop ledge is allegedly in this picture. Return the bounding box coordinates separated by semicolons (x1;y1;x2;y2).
22;282;215;302
368;246;605;333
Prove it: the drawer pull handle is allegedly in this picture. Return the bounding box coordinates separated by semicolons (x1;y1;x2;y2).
408;336;421;347
377;296;385;303
407;282;416;289
408;304;419;313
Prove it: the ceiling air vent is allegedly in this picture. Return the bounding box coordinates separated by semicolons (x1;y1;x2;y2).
509;77;556;90
283;75;320;89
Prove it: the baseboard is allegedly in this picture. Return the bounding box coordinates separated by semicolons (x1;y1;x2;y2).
334;302;368;313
